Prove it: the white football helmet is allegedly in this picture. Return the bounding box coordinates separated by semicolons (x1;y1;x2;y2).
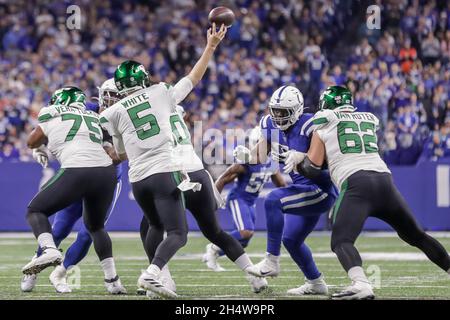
269;85;304;130
98;78;120;108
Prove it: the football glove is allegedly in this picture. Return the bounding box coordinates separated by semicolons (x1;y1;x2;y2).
32;145;49;168
282;150;306;174
233;145;252;163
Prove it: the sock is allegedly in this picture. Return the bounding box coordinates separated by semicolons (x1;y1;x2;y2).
234;253;253;271
161;264;171;278
348;266;370;284
267;252;280;263
100;257;117;280
37;233;56;249
309;274;324;283
218;231;250;256
147;264;161;275
53;265;67;277
265;197;284;256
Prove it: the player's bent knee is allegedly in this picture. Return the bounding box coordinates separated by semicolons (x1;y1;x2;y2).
264;190;282;208
167;230;188;248
77;230;93;245
239;230;254;239
282;236;296;249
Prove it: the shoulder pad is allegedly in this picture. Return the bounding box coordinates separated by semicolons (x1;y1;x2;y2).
259;114;272;130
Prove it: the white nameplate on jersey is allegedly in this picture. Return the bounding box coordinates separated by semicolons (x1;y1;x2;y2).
177;180;202;192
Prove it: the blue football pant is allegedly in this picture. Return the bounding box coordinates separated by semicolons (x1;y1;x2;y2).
264;184;336;280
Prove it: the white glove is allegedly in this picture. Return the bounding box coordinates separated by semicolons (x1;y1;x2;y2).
282;150;306;174
177;171;202;192
233;145;252;163
32;145;49;168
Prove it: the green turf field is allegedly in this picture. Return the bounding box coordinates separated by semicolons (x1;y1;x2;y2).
1;232;449;300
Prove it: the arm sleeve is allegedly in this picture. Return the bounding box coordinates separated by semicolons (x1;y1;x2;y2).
99;108;118;137
171;77;194;105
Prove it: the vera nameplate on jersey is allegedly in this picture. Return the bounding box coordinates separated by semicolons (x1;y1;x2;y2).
177;180;202;192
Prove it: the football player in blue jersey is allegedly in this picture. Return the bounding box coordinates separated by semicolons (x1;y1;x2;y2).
235;85;338;296
21;79;126;295
203;127;286;275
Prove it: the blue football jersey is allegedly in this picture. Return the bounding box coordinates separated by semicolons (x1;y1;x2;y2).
86;102;122;180
260;113;335;192
228;161;276;205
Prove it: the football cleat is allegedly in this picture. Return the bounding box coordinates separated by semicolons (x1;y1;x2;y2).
145;265;177;299
246;253;280;277
202;244;225;272
21;274;38;292
105;276;127;295
247;274;268;293
287;275;329;296
331;281;375;300
22;247;63;275
160;265;176;292
49;266;71;293
138;270;177;299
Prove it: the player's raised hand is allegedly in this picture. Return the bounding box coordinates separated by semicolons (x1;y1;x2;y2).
207;23;227;50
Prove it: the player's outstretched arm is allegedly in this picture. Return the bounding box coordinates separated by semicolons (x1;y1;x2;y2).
171;23;226;105
215;164;246;193
187;23;226;86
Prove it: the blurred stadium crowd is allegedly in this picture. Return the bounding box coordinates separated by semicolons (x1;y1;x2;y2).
0;0;450;166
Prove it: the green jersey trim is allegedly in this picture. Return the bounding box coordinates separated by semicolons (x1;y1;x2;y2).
312;117;329;125
332;179;348;224
41;168;66;191
172;171;185;209
38;114;53;123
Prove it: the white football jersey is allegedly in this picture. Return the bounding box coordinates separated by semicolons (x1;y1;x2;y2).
37;104;112;168
171;105;204;173
100;83;183;183
313;109;390;190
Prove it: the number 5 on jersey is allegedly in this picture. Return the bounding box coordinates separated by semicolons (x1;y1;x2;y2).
127;102;161;140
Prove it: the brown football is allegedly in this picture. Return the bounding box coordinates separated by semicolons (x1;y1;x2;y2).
208;6;235;27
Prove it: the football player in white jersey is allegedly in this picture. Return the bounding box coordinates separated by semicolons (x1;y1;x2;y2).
139;107;267;296
21;80;126;295
23;87;124;292
101;24;257;299
286;85;450;300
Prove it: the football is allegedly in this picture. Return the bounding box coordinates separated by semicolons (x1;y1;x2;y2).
208;6;235;27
